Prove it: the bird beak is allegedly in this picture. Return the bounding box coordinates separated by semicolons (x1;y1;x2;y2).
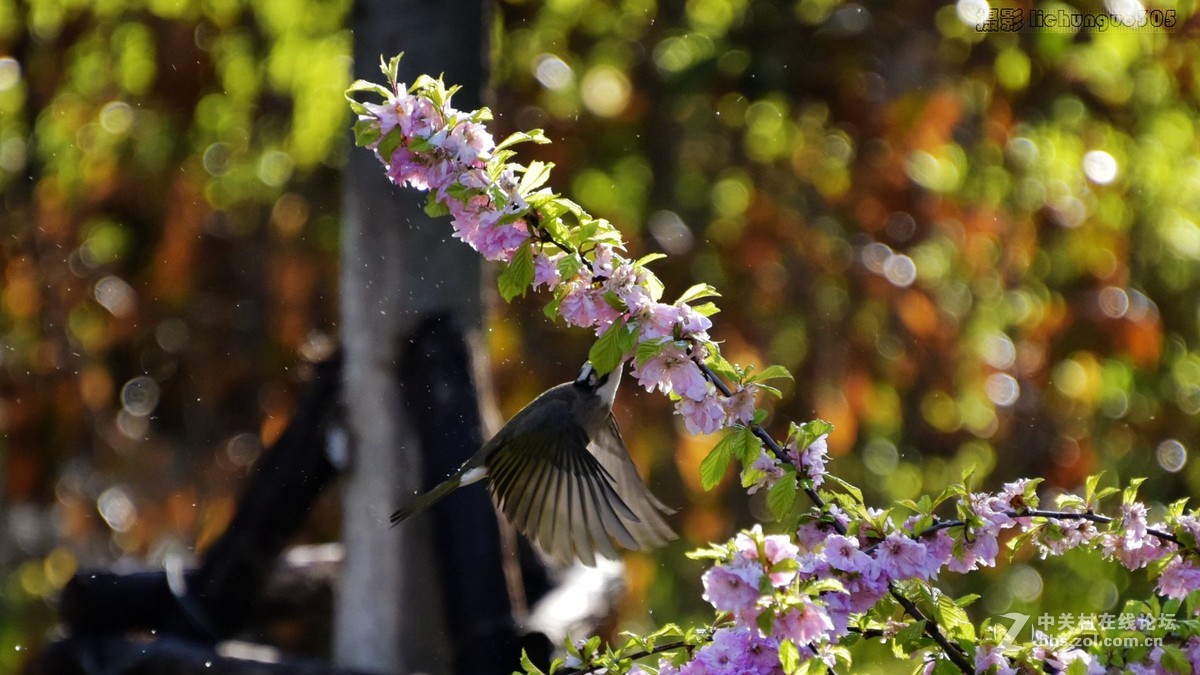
597;362;622;409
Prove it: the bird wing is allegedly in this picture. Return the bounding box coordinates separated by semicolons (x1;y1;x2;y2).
484;399;674;565
588;415;677;548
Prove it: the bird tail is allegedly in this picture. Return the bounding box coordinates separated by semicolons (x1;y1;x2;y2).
389;475;461;526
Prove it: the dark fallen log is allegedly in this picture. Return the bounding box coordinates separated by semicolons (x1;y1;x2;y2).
28;634;372;675
57;355;343;642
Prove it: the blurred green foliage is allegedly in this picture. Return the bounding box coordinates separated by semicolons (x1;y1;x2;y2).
0;0;349;667
5;0;1200;671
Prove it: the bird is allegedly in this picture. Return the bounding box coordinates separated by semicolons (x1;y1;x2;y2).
390;361;676;565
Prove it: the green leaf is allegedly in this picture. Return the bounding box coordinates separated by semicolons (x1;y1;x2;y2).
736;427;760;462
381;52;403;86
635;252;668;267
588;318;636;376
352;119;381;147
540;216;572;249
767;467;798;521
778;639;801;674
424;193;450;218
345;78;392;100
377;127;405;161
1159;644;1190;674
822;474;862;504
700;432;740;491
519;649;545;675
519;161;555;195
934;593;975;641
676;283;721;304
635;337;672;366
495;128;550;153
747;365;794;384
556;253;583;280
543;295;562;321
691;301;721;316
498;244;536;303
704;347;741;383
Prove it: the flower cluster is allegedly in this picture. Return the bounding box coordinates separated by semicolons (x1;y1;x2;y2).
678;478;1200;673
349;58;791;442
349;61;1200;675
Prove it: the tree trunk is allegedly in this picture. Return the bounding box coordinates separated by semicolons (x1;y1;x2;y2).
336;1;509;673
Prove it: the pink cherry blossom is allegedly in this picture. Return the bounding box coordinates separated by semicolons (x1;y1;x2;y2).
824;534;872;574
1156;557;1200;600
445;119;494;166
774;602;834;645
558;278;620;331
678;394;725;435
723;384;759;425
533;252;563;290
701;558;763;615
974;645;1016;675
632;342;708;400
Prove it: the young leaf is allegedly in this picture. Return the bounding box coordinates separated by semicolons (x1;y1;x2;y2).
495;128;550;153
700;432;739;491
377;127;405;161
635;337;672;366
519;649;545;675
747;365;794;384
676;283;721;304
423;193;450;218
767;466;799;521
497;244;535;303
635;252;668;267
519;160;555;195
345;79;393;100
588;318;636;376
382;53;403;86
778;639;801;673
352;119;382;147
704;348;741;384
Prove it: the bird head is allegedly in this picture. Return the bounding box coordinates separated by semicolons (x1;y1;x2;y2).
575;361;623;410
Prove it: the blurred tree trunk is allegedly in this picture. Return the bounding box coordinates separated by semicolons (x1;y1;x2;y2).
336;1;513;673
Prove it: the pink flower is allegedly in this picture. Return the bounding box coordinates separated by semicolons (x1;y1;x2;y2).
974;645;1016;675
788;434;829;488
774;602;834;645
385;146;431;189
1102;525;1169;571
947;532;1000;573
701;559;763;614
1045;649;1105;674
632;342;708;400
735;526;800;586
445;119;494;166
723;384;759;425
681;627;780;675
824;534;872;574
1157;557;1200;600
678;394;725;435
559;279;620;331
1036;518;1099;558
397;93;441;138
593;243;617;278
608;267;653;314
634;301;712;341
872;533;937;582
743;449;784;495
533;251;563;290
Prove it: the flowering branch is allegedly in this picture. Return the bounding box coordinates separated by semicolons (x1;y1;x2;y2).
346;55;1200;675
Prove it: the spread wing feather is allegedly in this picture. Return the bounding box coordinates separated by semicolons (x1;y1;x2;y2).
485;398;676;564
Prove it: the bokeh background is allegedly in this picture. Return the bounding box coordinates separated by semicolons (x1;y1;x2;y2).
4;0;1200;670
